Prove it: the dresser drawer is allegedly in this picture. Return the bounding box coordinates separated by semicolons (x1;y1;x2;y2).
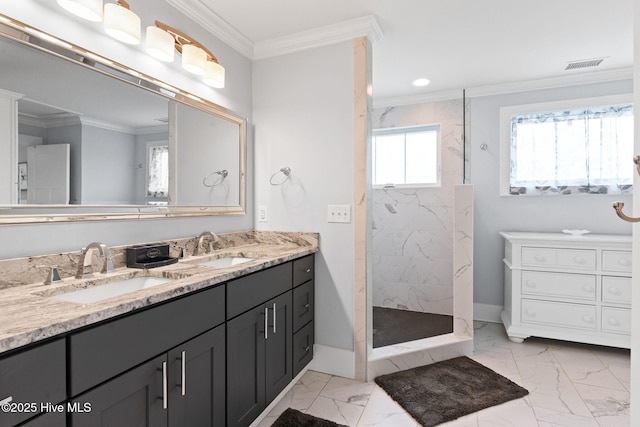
521;299;597;331
601;276;632;305
522;247;596;270
601;307;631;334
602;251;632;273
521;271;595;301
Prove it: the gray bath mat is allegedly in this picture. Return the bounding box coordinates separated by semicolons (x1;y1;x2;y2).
272;408;347;427
374;356;529;427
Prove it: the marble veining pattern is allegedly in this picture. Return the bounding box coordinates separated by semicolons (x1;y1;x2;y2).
0;231;318;353
257;322;630;426
371;99;464;316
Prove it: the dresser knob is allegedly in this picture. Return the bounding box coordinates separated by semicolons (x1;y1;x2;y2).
608;287;621;295
573;256;585;264
608;317;620;326
534;255;546;262
582;315;594;324
618;258;631;266
525;308;536;317
524;280;536;288
582;284;594;292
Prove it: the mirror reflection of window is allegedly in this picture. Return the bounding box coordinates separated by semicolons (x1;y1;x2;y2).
146;142;169;203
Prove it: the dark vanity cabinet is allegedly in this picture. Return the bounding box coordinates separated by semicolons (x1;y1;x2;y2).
0;253;314;427
292;256;314;376
0;339;66;427
69;285;226;427
226;263;293;427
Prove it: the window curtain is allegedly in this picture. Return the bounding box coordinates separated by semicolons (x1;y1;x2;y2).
510;104;633;195
147;145;169;197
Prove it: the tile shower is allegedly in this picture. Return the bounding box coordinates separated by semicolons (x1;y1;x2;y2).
371;97;466;344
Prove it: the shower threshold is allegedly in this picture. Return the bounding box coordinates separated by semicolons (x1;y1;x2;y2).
372;306;453;348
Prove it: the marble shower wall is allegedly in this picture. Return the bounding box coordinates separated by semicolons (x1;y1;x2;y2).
372;99;465;315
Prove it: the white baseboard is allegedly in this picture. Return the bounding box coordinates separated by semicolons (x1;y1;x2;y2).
308;344;355;379
474;303;503;323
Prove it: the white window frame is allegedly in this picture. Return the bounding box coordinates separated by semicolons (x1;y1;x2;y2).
372;124;441;189
499;94;633;196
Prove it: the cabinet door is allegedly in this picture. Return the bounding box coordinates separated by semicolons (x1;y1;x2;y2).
265;291;293;403
168;325;226;427
18;411;66;427
70;355;167;427
226;306;266;427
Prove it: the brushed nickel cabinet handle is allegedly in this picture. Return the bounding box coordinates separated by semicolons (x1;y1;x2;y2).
181;351;186;396
273;302;277;333
162;361;168;409
264;308;269;339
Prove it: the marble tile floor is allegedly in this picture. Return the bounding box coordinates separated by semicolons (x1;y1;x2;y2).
258;321;630;427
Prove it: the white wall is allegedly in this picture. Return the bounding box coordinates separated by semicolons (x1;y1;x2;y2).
253;42;356;355
0;0;254;258
468;79;634;314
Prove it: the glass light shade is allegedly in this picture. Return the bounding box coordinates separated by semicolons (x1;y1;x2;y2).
57;0;103;22
203;61;225;88
103;3;141;45
145;26;174;62
182;44;206;75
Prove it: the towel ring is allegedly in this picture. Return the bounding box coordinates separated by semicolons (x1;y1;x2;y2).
203;170;228;187
270;167;291;186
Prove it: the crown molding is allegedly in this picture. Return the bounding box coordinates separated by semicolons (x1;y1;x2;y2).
253;15;382;60
373;67;634;108
165;1;382;60
166;0;254;58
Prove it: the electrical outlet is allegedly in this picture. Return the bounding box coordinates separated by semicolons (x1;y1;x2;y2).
258;205;268;222
327;205;351;223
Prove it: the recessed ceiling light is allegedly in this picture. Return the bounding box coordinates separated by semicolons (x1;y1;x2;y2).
412;78;430;87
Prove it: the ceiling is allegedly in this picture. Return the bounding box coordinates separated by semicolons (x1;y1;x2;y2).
184;0;633;104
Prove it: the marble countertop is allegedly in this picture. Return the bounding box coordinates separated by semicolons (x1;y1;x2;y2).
0;233;318;354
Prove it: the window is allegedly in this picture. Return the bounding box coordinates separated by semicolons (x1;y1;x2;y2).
146;141;169;199
372;125;440;187
500;95;634;196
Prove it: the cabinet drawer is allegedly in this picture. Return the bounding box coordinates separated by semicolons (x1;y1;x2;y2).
0;339;66;427
293;280;314;332
602;251;632;273
601;307;631;334
293;321;314;376
522;247;595;270
521;271;595;301
293;255;314;287
227;262;292;319
69;284;225;396
521;299;596;331
602;276;632;305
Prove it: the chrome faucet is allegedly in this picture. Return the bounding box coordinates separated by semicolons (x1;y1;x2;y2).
193;231;219;256
75;242;115;278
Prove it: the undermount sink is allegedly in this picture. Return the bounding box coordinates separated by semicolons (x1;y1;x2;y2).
196;256;255;268
51;276;173;304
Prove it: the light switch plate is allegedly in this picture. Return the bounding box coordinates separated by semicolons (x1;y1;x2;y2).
258;205;268;222
327;205;351;223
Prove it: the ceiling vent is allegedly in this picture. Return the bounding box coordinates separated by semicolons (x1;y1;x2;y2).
565;58;605;71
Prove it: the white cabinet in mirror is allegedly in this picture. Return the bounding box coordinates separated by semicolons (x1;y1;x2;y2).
0;14;246;224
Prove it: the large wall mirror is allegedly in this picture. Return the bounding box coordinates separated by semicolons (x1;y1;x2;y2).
0;15;246;224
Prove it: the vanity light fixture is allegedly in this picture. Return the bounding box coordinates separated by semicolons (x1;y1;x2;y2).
103;0;141;45
154;20;226;88
145;25;174;62
57;0;103;22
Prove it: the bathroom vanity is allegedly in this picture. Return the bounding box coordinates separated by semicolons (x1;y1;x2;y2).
500;231;631;349
0;231;317;427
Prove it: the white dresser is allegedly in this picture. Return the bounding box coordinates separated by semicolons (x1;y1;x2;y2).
500;232;632;349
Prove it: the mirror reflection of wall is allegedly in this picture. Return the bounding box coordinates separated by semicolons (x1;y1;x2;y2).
0;25;245;211
169;101;241;206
